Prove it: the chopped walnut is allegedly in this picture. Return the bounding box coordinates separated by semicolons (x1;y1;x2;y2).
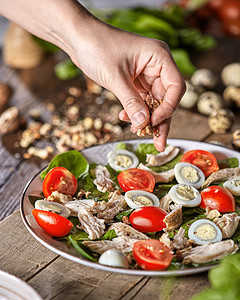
47;191;72;204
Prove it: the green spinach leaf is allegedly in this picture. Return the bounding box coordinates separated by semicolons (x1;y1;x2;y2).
136;143;159;163
218;157;239;169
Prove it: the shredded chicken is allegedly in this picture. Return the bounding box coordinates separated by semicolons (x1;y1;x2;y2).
77;207;105;240
47;191;72;204
177;239;238;264
214;213;240;239
109;222;149;240
136;94;162;137
205;207;222;220
65;199;107;216
160;233;172;249
83;236;142;254
163;205;182;232
146;145;180;167
172;227;188;250
93;165;113;192
202;167;240;189
97;191;127;223
138;163;175;183
159;193;172;212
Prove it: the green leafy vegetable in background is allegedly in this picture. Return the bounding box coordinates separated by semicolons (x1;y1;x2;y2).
40;150;89;180
54;59;81;80
33;36;59;53
191;254;240;300
218;157;239;169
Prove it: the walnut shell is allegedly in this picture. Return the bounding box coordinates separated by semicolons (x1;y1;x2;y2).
0;83;13;113
0;106;21;134
208;108;235;134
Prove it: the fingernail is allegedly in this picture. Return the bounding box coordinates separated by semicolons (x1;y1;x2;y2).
131;111;146;127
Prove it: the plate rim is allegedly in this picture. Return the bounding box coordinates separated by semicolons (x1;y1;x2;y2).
20;138;239;277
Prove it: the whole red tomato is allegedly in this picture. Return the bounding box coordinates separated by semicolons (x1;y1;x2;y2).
129;206;167;233
42;166;78;198
32;209;73;237
117;168;155;193
200;186;236;212
133;239;173;270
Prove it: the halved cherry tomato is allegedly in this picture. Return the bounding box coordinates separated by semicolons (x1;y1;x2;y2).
133;239;173;270
200;186;236;212
180;149;219;178
117;168;155;192
129;206;167;233
32;209;73;237
42;166;77;198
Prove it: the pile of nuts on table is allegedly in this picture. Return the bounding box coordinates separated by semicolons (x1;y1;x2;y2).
0;76;125;160
180;62;240;148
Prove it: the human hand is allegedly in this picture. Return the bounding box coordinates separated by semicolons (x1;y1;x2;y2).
71;21;186;151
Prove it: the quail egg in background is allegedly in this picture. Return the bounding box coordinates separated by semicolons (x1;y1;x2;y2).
188;219;222;245
99;249;129;268
169;184;201;207
223;178;240;196
174;162;205;189
125;190;160;209
35;200;71;218
107;149;139;171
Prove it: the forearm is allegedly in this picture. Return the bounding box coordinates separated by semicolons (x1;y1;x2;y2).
0;0;98;61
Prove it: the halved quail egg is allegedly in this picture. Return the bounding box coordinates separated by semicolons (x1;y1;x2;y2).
223;178;240;196
188;219;222;245
107;149;139;171
99;249;129;268
125;190;159;209
169;184;201;207
174;162;205;189
35;200;71;218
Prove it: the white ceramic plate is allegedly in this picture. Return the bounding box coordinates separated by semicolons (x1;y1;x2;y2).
0;270;42;300
20;138;240;277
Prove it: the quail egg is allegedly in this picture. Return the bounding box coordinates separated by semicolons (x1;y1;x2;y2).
221;63;240;86
174;162;205;189
125;190;159;209
197;91;222;115
35;200;71;218
191;68;217;89
208;108;235;134
223;178;240;196
169;184;201;207
188;219;222;245
99;249;129;268
107;149;139;171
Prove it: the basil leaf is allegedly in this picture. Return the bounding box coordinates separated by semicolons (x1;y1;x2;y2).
40;150;89;180
218;158;239;169
136;143;159;163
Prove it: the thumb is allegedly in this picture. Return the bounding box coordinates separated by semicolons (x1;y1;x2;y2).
112;80;149;129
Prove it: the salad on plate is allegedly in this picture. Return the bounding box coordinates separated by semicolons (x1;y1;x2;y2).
29;141;240;271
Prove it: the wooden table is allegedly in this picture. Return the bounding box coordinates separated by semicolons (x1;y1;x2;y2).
0;37;240;299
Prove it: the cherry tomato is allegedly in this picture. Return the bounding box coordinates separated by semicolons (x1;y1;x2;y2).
117;168;155;192
129;206;167;233
32;209;73;237
42;166;77;198
218;0;240;22
180;149;219;178
200;186;236;213
133;239;173;270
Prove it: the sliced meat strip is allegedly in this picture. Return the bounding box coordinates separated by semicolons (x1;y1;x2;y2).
202;167;240;189
163;205;182;232
146;145;180;167
214;213;240;239
83;236;141;254
177;239;238;264
77;207;105;240
138;163;175;183
97;191;127;223
108;222;149;240
172;227;188;250
93;165;113;193
65;199;107;216
159;233;172;249
159;194;172;212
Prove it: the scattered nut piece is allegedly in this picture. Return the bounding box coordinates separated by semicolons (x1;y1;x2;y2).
28;147;49;159
84;76;102;94
0;106;22;134
93;118;103;130
83;117;93;130
39;123;52;135
208;108;235;134
68;86;82;97
28;108;42;119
